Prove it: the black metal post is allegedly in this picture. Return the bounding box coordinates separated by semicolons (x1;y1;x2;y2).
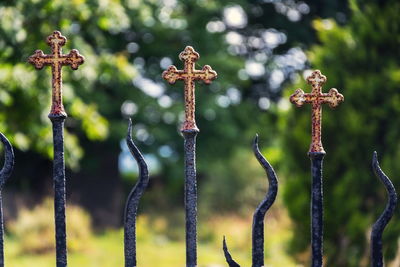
252;135;278;267
223;135;278;267
0;133;13;267
49;114;67;267
124;119;149;267
371;152;397;267
182;129;198;267
309;152;325;267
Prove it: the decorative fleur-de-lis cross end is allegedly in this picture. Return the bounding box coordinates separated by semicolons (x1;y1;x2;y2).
162;46;217;132
28;31;85;118
290;70;344;153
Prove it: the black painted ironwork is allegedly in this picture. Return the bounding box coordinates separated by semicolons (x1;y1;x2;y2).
309;151;325;267
371;151;398;267
223;135;278;267
162;46;216;267
124;119;149;267
182;129;199;267
29;31;84;267
0;133;14;267
49;114;68;267
17;33;400;267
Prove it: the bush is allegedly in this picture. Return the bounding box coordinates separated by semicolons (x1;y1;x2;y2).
8;198;93;254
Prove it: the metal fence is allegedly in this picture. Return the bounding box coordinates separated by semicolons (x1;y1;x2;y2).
0;31;396;267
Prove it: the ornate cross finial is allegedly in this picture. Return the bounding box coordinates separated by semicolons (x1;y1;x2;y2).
290;70;344;153
28;31;85;117
162;46;217;132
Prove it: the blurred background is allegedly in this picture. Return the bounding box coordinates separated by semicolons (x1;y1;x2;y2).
0;0;399;266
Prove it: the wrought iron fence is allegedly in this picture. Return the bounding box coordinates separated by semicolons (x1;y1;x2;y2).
0;31;396;267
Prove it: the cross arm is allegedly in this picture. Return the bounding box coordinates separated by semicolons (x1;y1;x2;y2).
321;88;344;108
162;65;186;84
289;88;314;107
28;50;54;70
193;65;217;84
60;49;85;70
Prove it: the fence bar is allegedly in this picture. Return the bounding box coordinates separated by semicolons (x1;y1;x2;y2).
251;134;278;267
29;31;84;267
182;129;198;266
371;152;398;267
309;151;325;267
290;70;344;267
223;135;278;267
50;115;68;266
162;46;217;266
124;119;149;267
0;133;14;267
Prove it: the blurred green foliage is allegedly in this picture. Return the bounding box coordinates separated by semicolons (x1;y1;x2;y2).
8;198;92;254
4;0;397;266
6;211;296;266
0;0;347;190
281;0;400;265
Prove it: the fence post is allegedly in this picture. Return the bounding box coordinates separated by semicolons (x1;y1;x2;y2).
0;133;14;267
124;119;149;267
163;46;217;267
223;135;278;267
370;152;398;267
28;31;84;267
289;70;344;266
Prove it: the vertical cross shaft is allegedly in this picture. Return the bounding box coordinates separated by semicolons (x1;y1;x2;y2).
163;46;217;267
290;70;343;267
29;31;84;267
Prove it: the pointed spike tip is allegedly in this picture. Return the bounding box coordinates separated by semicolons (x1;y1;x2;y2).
372;151;378;166
127;118;133;139
373;151;378;160
253;134;260;152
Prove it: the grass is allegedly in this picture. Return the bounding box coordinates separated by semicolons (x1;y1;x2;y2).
4;206;300;266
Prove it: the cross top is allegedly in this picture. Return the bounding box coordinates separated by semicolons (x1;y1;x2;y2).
28;31;85;117
179;46;199;62
290;70;344;153
162;46;217;132
307;70;327;89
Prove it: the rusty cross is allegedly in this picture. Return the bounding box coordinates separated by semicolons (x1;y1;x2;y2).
28;31;85;117
290;70;344;153
162;46;217;132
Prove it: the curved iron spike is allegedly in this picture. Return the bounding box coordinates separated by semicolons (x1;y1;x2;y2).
124;119;150;267
0;133;14;267
223;236;241;267
370;151;397;267
252;134;278;267
223;135;278;267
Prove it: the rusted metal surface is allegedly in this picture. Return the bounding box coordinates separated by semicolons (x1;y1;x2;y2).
124;119;149;267
162;46;217;132
28;31;84;267
28;31;84;117
0;133;14;267
371;152;398;267
223;135;278;267
289;70;344;153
